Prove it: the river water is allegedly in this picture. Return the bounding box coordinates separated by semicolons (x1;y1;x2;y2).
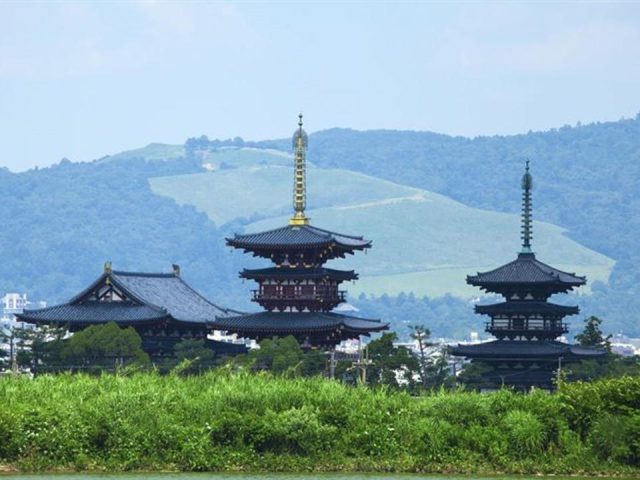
0;476;620;480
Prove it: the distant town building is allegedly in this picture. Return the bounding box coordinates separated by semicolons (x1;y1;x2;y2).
2;293;29;316
213;115;388;348
451;162;605;390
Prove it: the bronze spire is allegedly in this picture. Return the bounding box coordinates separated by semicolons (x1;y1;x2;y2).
521;160;533;253
290;114;309;226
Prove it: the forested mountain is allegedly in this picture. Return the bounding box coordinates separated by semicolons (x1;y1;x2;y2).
301;117;640;337
0;115;637;339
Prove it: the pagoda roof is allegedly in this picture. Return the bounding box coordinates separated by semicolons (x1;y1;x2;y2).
18;268;239;327
212;311;388;336
226;224;371;252
450;339;606;359
467;253;586;290
475;301;579;317
240;267;358;282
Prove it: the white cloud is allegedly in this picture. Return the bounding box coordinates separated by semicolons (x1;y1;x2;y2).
431;5;640;76
0;1;255;80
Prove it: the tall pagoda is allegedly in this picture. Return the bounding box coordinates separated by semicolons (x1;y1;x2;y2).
451;162;605;390
213;115;388;348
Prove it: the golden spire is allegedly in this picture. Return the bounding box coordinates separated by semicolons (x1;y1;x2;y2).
290;113;309;225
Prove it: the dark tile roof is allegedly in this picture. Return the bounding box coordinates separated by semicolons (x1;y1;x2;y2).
240;267;358;282
467;253;586;288
450;339;606;359
227;224;371;251
475;301;579;317
17;301;166;325
18;269;240;326
213;311;388;335
110;271;238;323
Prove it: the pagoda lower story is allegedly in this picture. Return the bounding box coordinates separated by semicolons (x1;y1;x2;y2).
452;339;604;390
214;311;386;348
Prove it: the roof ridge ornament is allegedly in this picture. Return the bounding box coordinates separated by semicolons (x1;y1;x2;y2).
520;160;534;254
290;113;310;226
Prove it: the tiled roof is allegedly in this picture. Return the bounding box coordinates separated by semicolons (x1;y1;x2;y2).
475;301;579;316
17;301;166;324
240;267;358;282
450;339;606;359
213;311;388;335
18;269;240;326
110;271;238;323
467;253;586;287
227;224;371;250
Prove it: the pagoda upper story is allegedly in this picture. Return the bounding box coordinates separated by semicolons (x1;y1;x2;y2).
466;161;585;341
217;115;387;346
225;116;371;313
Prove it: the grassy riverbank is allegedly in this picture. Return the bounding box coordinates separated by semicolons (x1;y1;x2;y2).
0;372;638;474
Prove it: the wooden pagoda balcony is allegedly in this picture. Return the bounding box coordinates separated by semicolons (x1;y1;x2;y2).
252;290;346;303
251;290;347;312
486;320;568;338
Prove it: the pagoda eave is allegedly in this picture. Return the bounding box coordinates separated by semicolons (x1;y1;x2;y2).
450;340;607;360
475;301;580;317
240;267;358;282
212;312;388;336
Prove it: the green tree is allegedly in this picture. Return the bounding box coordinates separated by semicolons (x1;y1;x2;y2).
246;336;326;377
409;324;431;388
172;338;215;374
366;332;420;389
59;322;149;371
575;316;612;352
15;324;66;373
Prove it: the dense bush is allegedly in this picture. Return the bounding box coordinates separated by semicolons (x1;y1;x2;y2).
0;373;638;473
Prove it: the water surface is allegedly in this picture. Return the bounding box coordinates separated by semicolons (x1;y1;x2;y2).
0;475;620;480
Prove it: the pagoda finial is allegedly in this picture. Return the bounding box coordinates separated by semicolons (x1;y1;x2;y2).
290;113;309;226
520;160;533;254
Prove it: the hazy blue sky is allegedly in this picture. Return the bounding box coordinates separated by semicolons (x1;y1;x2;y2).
1;1;640;171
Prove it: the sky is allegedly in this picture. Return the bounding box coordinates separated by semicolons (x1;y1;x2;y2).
1;1;640;171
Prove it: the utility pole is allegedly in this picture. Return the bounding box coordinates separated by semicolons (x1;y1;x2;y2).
328;349;336;380
353;341;371;386
556;356;564;387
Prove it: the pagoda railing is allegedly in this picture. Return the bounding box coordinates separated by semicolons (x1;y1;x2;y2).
252;290;347;303
485;321;568;333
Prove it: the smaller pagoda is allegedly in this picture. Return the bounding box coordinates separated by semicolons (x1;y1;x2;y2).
451;162;605;389
213;115;388;348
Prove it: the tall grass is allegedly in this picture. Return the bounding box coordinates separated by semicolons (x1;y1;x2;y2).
0;372;638;473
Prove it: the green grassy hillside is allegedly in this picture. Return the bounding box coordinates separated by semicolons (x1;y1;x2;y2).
150;148;613;298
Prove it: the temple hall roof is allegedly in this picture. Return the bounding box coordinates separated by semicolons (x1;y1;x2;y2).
17;302;166;325
18;268;239;327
